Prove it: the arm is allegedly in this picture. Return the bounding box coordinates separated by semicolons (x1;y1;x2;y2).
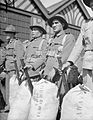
61;34;75;64
62;23;85;70
67;33;84;64
67;23;85;64
0;48;6;66
14;39;25;69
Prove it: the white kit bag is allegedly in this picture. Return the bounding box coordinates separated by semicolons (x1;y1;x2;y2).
28;79;59;120
9;74;20;106
7;80;31;120
60;84;93;120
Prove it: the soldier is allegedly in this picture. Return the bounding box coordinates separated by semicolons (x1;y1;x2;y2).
0;39;6;111
62;0;93;91
2;25;24;112
0;39;6;73
24;23;47;80
42;14;75;82
7;24;47;120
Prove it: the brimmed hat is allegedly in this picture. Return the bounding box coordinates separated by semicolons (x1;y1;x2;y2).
3;25;17;33
30;24;47;34
83;0;91;7
47;14;68;30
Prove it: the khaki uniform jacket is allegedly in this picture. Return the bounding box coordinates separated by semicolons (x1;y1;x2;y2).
43;31;75;76
68;20;93;70
0;38;24;72
24;37;47;77
0;47;6;66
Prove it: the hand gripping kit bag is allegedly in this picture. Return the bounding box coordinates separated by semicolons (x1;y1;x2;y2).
28;79;59;120
60;84;93;120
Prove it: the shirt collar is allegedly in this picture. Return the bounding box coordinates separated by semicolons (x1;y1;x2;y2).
54;30;65;38
31;36;42;42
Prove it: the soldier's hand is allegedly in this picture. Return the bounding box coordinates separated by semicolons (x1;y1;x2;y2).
24;64;34;70
0;72;6;79
62;62;71;71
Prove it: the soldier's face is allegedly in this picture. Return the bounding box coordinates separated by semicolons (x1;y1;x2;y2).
52;20;64;34
90;0;93;11
32;28;42;38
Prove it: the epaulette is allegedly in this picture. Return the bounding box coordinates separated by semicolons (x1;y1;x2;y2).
66;33;70;34
23;40;30;44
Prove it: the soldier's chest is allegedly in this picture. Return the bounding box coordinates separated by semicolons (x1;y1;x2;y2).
49;37;62;51
27;40;41;51
6;41;15;54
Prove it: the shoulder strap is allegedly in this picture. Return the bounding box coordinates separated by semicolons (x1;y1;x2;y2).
38;39;45;51
61;35;67;46
48;35;67;46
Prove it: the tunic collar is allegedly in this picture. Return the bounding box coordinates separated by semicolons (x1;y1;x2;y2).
31;36;42;42
54;30;65;38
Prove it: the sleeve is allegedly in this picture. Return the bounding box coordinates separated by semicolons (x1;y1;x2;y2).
61;33;75;64
67;23;85;64
0;48;6;66
14;39;25;59
14;40;25;69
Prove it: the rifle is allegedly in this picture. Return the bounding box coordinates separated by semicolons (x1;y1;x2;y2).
56;57;69;120
57;57;69;97
20;59;33;95
14;60;21;85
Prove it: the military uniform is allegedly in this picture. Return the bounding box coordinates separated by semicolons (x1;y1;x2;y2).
68;20;93;69
0;47;6;69
2;25;24;110
24;37;47;79
68;20;93;90
5;38;24;107
7;24;48;120
43;31;75;77
5;38;24;73
0;46;6;109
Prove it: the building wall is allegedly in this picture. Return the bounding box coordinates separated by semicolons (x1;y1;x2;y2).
0;4;39;42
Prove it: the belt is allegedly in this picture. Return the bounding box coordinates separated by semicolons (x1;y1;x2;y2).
6;55;14;56
22;74;41;82
7;69;16;73
85;49;93;52
48;55;55;58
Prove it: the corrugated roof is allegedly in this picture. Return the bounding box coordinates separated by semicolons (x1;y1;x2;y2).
0;0;90;19
47;0;90;19
47;0;65;13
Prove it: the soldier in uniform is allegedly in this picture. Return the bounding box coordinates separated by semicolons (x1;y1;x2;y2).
0;39;6;111
24;23;47;80
0;39;6;74
7;24;47;120
2;25;24;112
62;0;93;91
42;14;75;81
